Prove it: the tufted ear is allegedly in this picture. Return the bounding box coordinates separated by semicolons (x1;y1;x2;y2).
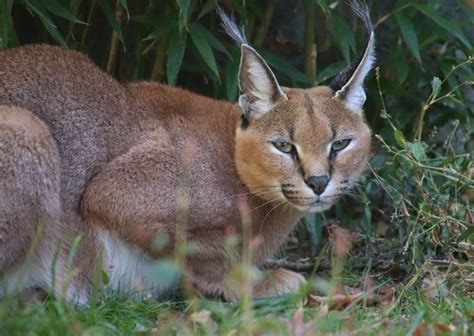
217;6;287;120
329;1;375;113
238;44;287;119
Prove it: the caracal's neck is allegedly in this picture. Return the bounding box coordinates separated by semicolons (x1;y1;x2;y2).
127;82;303;258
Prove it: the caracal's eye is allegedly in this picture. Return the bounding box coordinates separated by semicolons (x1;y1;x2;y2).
331;139;351;152
273;141;293;154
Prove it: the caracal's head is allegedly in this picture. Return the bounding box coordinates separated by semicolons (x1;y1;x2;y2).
227;2;375;213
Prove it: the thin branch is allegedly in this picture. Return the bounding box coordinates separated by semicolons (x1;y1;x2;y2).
106;3;124;75
304;4;317;81
252;0;276;47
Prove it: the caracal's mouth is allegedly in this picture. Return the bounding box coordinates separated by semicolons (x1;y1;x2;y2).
282;193;334;213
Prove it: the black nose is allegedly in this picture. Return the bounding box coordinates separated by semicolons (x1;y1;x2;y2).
306;175;329;195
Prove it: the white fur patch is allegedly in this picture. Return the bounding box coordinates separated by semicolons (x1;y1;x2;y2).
99;230;178;298
0;249;89;306
0;256;50;297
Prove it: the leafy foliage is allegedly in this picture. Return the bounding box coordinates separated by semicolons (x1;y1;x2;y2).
0;0;472;310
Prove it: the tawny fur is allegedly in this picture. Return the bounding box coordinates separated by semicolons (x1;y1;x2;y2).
0;13;373;302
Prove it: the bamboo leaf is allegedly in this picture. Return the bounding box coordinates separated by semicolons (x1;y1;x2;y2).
176;0;191;31
260;50;314;85
144;18;176;40
193;23;232;59
25;0;67;47
189;22;220;80
225;54;238;101
44;0;85;24
197;0;217;20
412;4;472;50
395;56;409;84
315;61;345;84
329;13;356;65
0;0;16;48
69;0;82;17
97;0;124;44
167;29;188;86
395;11;422;64
457;0;474;24
118;0;129;18
304;0;330;15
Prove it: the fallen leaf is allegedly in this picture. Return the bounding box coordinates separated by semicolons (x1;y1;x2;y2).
433;323;453;333
190;309;218;333
284;306;316;336
190;309;211;324
305;285;394;310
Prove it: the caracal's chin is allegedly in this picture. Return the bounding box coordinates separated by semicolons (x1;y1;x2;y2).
292;200;334;213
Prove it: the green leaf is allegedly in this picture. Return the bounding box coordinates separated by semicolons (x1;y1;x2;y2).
176;0;191;31
259;50;314;85
394;129;407;148
395;11;422;64
329;13;356;65
431;76;441;100
145;18;176;40
304;0;330;15
457;0;474;24
225;53;239;101
97;0;124;44
411;142;426;161
189;22;220;80
458;226;474;243
197;0;217;20
118;0;129;18
315;61;346;84
69;0;83;16
101;271;110;285
412;4;472;50
44;0;85;24
197;24;232;59
0;0;16;48
362;203;372;234
395;57;409;84
25;0;67;47
305;213;324;257
167;30;188;85
370;154;386;169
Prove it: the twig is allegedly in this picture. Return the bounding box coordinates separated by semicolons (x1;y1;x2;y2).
252;0;276;47
150;2;172;81
106;3;124;75
304;4;317;81
264;259;316;272
80;0;97;46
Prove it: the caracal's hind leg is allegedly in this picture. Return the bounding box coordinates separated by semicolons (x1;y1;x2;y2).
0;105;71;301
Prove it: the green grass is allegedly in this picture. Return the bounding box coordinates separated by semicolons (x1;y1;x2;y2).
1;282;472;335
0;1;472;334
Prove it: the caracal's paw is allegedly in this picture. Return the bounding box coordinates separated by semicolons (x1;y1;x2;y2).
252;268;306;298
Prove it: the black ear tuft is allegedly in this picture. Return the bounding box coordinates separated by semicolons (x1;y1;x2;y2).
328;54;363;94
329;0;375;112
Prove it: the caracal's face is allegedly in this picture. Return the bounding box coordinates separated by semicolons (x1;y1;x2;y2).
235;86;371;213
